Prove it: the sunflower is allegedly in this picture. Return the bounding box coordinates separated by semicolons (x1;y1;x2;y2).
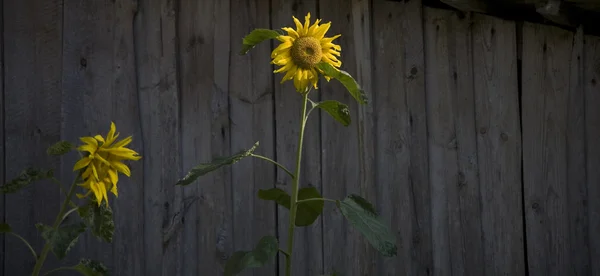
73;122;141;205
271;12;342;93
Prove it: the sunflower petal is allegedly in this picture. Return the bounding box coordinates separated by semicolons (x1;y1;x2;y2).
73;157;91;171
111;136;133;148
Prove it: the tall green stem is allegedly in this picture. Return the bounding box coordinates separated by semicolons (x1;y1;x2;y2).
285;92;310;276
31;177;80;276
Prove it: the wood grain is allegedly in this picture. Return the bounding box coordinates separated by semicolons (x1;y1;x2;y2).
229;1;277;275
424;7;485;276
472;13;525;276
3;0;63;274
177;0;233;274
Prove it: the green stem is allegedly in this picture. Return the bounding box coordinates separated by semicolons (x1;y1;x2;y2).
8;232;37;259
250;154;295;178
296;198;337;204
42;267;74;276
285;92;310;276
51;177;77;208
31;176;80;276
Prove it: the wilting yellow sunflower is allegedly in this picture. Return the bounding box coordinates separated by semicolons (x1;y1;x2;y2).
73;122;141;205
271;12;342;93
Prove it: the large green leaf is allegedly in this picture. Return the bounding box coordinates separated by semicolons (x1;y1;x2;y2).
177;142;259;186
257;187;324;226
37;222;86;260
314;100;351;126
240;29;283;55
1;168;54;194
337;195;397;257
0;223;11;233
78;201;114;243
317;62;368;105
71;259;109;276
224;235;278;276
47;140;75;156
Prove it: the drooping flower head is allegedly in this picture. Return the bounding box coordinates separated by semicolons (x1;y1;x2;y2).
73;122;141;205
271;12;342;93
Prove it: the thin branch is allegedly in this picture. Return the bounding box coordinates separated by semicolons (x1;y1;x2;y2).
8;232;37;259
296;198;337;205
250;154;295;179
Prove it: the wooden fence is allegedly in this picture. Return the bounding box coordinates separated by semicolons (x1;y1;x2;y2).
1;0;599;275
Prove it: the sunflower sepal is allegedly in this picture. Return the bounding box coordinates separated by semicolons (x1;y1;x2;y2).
316;62;369;105
240;29;284;55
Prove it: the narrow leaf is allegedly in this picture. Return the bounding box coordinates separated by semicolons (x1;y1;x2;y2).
72;258;109;276
224;236;278;276
177;142;259;186
47;141;74;156
1;168;54;194
317;62;368;104
337;195;397;257
314;100;351;126
37;222;86;260
0;223;12;233
240;29;283;55
78;201;114;243
295;187;324;226
258;188;290;209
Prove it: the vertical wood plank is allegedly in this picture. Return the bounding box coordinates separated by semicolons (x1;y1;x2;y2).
371;1;432;275
270;1;323;275
424;8;485;276
3;0;63;274
0;0;4;272
134;0;181;275
522;22;583;276
178;0;233;274
229;1;277;275
472;14;525;276
584;34;600;276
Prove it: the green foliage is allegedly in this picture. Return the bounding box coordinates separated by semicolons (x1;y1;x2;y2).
317;62;368;105
258;187;324;226
176;142;260;186
78;201;115;243
313;100;351;126
240;29;283;55
37;222;86;260
0;223;11;233
336;195;397;257
1;168;53;194
47;141;75;156
72;259;109;276
224;236;279;276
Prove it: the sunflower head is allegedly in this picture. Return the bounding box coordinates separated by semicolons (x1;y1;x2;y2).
271;12;342;93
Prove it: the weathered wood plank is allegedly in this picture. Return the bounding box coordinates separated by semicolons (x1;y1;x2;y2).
3;0;63;274
229;1;277;275
424;8;485;276
471;14;525;276
371;1;433;275
584;34;600;276
134;0;181;275
177;0;232;274
522;21;577;276
0;0;4;273
269;1;323;275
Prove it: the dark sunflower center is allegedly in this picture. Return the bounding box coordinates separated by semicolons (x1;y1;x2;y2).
290;36;323;69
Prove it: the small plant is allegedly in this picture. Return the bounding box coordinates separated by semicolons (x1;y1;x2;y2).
1;122;141;276
176;12;397;276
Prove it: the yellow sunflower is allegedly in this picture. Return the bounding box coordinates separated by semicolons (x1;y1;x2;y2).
73;122;141;205
271;12;342;93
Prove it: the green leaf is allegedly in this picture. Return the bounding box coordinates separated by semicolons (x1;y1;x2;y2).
295;187;324;226
314;100;351;126
0;223;11;233
176;142;260;186
1;168;54;194
240;29;283;55
337;194;397;257
47;140;74;156
37;222;86;260
317;62;368;105
78;201;114;243
257;188;290;209
257;187;324;226
72;258;109;276
224;235;279;276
